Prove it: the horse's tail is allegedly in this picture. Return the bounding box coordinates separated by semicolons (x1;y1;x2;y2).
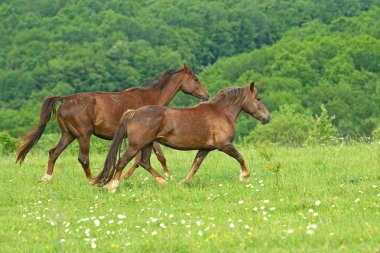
92;109;136;187
16;96;62;164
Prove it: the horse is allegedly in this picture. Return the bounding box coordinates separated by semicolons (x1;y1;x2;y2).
92;82;270;192
16;64;209;183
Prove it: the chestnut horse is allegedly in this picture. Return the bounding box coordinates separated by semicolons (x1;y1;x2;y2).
16;64;209;182
92;82;270;192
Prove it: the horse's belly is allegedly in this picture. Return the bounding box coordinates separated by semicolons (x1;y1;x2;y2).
157;135;214;150
93;122;117;140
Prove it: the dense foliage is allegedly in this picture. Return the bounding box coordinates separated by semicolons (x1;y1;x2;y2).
0;0;379;141
201;7;380;138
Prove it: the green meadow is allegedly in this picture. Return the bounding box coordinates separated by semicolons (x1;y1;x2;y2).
0;142;379;252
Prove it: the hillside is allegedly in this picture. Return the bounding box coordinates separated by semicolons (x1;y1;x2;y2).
0;0;379;137
201;7;380;137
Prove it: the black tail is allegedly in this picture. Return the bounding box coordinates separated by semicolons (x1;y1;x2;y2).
16;96;62;164
92;110;136;187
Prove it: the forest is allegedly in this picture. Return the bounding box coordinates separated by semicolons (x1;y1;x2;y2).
1;0;380;144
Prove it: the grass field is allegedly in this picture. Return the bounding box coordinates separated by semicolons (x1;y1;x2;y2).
0;142;379;252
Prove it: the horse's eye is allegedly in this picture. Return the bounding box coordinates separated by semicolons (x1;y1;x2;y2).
257;97;261;101
194;78;198;82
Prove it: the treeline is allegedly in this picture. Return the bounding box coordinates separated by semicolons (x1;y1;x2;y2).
201;7;380;138
0;0;379;139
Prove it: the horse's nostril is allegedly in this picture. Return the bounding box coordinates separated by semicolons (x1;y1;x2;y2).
261;115;270;125
202;94;209;101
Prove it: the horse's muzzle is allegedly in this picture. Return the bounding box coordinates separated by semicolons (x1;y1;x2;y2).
261;115;270;125
201;94;210;101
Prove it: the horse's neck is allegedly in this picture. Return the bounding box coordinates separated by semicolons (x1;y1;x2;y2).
119;78;180;106
151;75;182;106
213;97;244;122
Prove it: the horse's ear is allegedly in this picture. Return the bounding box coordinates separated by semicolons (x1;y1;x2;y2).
250;81;255;92
181;63;190;73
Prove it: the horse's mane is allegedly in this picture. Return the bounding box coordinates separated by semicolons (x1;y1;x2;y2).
211;86;247;105
142;69;178;89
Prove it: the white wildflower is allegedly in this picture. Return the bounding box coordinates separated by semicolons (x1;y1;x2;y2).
286;229;294;234
117;214;126;219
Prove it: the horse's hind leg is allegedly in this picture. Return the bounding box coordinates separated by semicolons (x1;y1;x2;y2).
77;136;93;181
219;144;250;181
139;144;166;184
40;133;75;182
122;152;141;180
152;142;171;177
106;147;140;192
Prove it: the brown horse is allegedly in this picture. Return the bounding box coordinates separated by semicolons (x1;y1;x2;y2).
92;82;270;192
16;64;209;182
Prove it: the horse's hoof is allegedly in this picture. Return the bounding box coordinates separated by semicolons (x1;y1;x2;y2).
39;174;53;183
104;180;119;193
165;172;172;178
156;177;166;185
239;174;250;182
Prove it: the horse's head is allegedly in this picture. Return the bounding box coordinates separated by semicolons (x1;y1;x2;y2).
178;64;209;101
242;82;270;125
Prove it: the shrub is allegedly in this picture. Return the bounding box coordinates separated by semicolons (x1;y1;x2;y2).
0;131;16;154
307;104;338;144
246;104;339;146
245;105;312;146
373;126;380;141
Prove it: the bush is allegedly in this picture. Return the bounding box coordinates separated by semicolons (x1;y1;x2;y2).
307;104;338;144
0;131;16;155
245;104;339;146
245;105;312;146
373;126;380;141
